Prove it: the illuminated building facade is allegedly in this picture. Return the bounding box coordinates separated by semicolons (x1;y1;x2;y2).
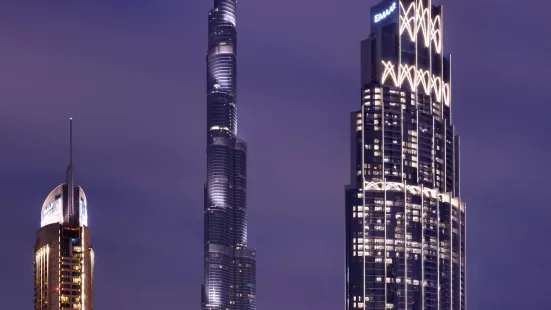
201;0;256;310
345;1;466;309
34;120;94;310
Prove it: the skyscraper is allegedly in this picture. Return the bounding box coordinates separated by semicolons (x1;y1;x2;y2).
34;120;94;310
201;0;256;309
345;1;466;309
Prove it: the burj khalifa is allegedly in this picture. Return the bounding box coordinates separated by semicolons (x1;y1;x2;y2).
201;0;256;309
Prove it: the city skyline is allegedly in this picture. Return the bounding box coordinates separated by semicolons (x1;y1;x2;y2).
1;0;550;310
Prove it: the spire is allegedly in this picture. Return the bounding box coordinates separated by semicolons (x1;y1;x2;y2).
70;117;73;167
65;118;76;225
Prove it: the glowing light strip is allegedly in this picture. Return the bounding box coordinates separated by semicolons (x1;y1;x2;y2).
36;249;41;309
437;198;441;310
431;15;442;53
399;1;442;54
381;61;450;106
382;99;388;308
420;184;425;310
91;247;95;310
399;2;415;40
82;229;86;310
46;246;49;310
463;202;467;308
363;180;462;209
361;94;366;310
403;179;408;307
416;1;431;46
58;232;61;309
36;246;49;310
210;126;231;132
450;194;454;310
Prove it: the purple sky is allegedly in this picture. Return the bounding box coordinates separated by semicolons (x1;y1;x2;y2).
1;0;550;309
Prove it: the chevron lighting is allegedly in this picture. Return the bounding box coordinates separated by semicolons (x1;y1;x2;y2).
399;1;442;54
383;1;449;106
381;60;450;106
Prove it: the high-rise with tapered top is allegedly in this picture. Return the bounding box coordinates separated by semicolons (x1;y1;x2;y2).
34;119;94;310
345;1;466;309
202;0;256;309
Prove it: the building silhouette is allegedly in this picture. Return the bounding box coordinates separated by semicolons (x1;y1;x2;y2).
34;120;94;310
345;1;466;309
201;0;256;309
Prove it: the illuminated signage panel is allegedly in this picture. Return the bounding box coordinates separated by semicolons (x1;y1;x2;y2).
79;197;88;227
41;196;63;227
373;2;397;23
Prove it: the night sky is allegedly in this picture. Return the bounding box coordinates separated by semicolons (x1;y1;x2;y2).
1;0;550;309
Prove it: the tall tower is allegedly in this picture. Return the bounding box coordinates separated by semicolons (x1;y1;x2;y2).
34;120;94;310
202;0;257;309
345;1;466;309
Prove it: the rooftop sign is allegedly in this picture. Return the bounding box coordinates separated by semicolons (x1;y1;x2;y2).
373;2;397;23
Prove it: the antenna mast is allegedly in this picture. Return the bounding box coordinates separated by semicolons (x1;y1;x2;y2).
65;118;76;225
70;118;73;167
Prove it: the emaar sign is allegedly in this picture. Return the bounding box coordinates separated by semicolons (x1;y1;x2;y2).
373;2;397;23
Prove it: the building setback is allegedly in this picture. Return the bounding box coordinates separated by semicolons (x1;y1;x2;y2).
201;0;257;309
345;1;466;309
34;120;94;310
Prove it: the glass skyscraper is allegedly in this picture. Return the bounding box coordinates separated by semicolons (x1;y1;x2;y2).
345;1;466;309
201;0;256;310
34;120;94;310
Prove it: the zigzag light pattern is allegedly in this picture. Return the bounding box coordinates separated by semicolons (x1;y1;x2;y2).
382;1;450;106
399;1;442;54
381;60;450;106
